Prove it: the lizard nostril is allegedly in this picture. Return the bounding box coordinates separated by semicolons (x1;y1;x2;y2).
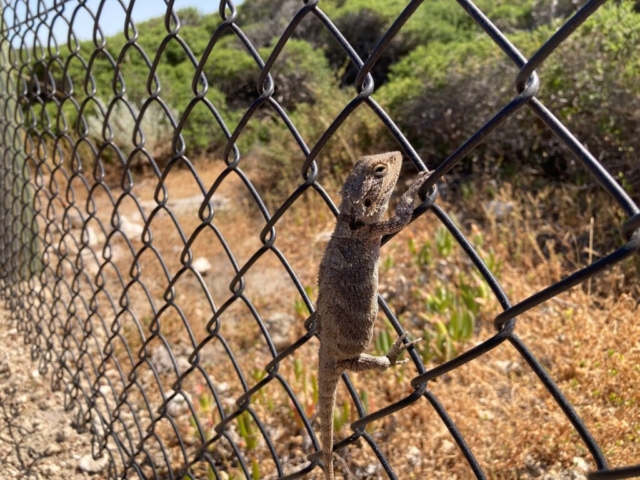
364;198;372;207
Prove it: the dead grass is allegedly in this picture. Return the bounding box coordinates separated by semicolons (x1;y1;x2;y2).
27;157;640;479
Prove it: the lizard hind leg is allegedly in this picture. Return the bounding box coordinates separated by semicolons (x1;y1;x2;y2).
337;333;423;372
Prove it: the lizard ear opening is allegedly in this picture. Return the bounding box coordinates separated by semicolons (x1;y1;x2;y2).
364;198;372;208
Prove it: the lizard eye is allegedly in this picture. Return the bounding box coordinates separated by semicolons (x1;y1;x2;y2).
373;164;387;177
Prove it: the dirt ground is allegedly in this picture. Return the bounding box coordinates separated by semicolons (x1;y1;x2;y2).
0;306;107;479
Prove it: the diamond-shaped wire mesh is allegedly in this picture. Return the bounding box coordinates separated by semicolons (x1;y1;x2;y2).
0;0;639;479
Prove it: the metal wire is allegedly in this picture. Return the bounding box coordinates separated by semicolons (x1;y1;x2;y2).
0;0;639;479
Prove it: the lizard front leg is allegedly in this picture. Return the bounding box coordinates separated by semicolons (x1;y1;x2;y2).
337;333;421;372
361;171;431;237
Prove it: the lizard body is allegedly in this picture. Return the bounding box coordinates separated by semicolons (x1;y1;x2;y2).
316;152;428;480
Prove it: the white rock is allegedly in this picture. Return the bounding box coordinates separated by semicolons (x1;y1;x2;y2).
264;312;296;351
573;457;589;472
43;464;61;476
440;439;456;455
165;389;191;417
151;346;174;373
477;409;495;420
45;443;62;455
176;357;190;374
365;464;378;475
406;445;422;466
78;453;109;473
193;257;212;275
67;212;84;228
495;360;523;375
99;384;112;398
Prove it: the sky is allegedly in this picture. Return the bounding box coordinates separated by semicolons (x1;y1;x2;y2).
8;0;244;45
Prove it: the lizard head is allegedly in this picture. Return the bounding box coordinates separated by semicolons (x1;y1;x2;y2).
339;151;403;223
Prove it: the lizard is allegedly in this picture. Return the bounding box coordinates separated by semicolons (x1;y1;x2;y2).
315;151;429;480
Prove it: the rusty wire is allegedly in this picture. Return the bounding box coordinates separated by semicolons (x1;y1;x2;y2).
0;0;639;479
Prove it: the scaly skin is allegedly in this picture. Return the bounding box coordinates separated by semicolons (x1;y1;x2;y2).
316;152;428;480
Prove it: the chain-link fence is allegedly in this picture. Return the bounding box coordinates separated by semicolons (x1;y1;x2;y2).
1;0;639;478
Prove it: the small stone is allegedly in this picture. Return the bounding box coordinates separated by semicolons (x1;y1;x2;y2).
45;443;62;455
573;457;589;472
55;429;67;443
216;382;230;394
477;409;495;420
440;439;456;455
30;389;44;401
199;341;227;366
67;212;84;229
151;346;175;373
43;464;61;476
139;370;155;385
406;445;422;466
99;384;113;398
495;360;523;375
165;389;192;417
193;257;212;276
177;356;191;373
264;312;296;351
78;453;109;473
364;464;378;475
525;454;544;477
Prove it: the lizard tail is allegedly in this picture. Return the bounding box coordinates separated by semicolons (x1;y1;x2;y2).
318;357;341;480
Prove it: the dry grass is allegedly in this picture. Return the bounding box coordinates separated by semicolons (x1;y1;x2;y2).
29;157;640;479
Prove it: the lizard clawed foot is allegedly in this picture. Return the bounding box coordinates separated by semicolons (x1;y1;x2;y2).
406;170;431;195
386;333;423;365
398;171;431;212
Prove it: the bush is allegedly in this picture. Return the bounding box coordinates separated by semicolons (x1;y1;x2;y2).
378;2;640;197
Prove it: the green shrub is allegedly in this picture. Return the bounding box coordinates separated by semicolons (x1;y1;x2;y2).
378;2;640;196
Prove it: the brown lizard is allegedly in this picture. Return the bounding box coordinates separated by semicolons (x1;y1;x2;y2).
316;151;428;480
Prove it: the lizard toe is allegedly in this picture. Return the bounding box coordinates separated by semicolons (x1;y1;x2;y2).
401;337;423;351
